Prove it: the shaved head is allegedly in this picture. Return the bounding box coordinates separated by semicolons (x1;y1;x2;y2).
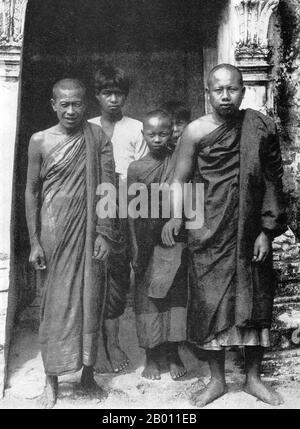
52;78;86;100
143;109;172;129
207;64;243;88
142;110;173;155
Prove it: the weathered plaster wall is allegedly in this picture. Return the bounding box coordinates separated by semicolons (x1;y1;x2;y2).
0;80;19;256
0;73;21;398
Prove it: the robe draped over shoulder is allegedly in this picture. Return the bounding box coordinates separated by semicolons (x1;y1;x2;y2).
188;109;286;346
39;122;119;375
128;151;188;349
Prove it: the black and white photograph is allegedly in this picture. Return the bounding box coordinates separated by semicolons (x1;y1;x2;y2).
0;0;299;411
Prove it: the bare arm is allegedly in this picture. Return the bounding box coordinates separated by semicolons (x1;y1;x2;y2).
25;133;46;270
172;125;198;185
161;122;200;246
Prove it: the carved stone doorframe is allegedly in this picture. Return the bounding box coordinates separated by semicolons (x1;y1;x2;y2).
232;0;280;112
0;0;28;79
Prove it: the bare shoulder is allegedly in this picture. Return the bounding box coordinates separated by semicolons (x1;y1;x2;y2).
28;125;57;157
28;130;46;154
181;114;216;145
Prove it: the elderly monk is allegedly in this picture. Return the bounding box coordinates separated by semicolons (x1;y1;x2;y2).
162;64;286;407
25;78;119;408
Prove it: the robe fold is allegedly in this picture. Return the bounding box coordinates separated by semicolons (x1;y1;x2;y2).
104;181;131;320
39;122;118;375
88;116;148;321
188;109;286;346
128;152;188;349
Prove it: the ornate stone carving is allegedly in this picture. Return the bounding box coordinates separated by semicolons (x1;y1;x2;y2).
233;0;280;61
0;0;27;48
0;0;27;79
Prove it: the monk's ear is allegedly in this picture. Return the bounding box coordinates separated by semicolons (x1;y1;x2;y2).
241;86;246;98
51;98;57;112
205;86;210;99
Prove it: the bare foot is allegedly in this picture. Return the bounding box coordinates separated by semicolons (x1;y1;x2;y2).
107;340;129;373
190;379;228;408
244;377;284;406
167;344;187;380
94;333;113;373
105;318;130;372
38;375;58;409
81;366;106;400
142;348;161;380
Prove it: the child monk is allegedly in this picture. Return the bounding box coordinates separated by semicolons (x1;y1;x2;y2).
127;110;188;380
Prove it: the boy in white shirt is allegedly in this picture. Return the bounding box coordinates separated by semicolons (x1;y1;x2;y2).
89;65;148;373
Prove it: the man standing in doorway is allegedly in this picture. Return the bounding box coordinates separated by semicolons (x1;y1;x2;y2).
162;64;286;407
25;78;119;407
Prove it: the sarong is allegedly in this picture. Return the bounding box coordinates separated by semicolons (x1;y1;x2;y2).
128;152;188;349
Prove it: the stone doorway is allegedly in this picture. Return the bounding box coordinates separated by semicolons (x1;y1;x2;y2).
5;0;227;396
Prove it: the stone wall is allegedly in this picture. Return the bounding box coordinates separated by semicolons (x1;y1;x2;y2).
261;0;300;378
277;0;300;236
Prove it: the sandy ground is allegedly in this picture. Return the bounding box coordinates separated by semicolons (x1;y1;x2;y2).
1;306;300;410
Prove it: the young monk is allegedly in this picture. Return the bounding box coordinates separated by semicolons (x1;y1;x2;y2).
89;65;148;373
128;110;188;380
160;101;191;149
162;64;286;407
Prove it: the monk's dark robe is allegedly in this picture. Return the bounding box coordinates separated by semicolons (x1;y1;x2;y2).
128;151;188;349
39;122;119;375
188;109;286;346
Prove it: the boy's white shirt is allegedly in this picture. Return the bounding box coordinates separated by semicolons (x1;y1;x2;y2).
88;115;148;180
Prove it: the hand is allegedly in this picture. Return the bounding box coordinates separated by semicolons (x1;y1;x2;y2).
29;243;46;271
252;231;271;263
131;243;139;272
161;218;183;247
93;234;111;261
